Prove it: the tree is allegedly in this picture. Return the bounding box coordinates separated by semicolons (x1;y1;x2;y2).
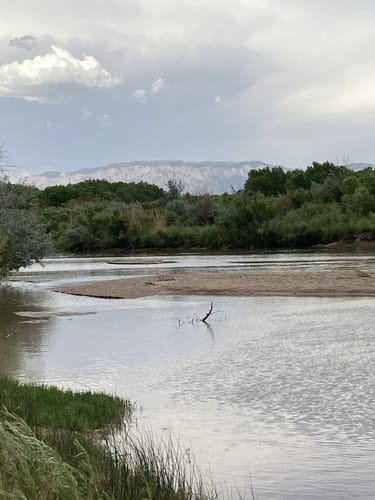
0;207;51;276
245;167;287;196
39;179;166;207
166;179;184;200
0;147;51;278
304;161;350;187
222;193;276;247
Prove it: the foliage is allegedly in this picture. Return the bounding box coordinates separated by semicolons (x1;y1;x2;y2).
221;193;277;247
39;179;166;207
0;182;51;278
36;162;375;251
166;178;185;200
245;166;287;196
2;160;375;257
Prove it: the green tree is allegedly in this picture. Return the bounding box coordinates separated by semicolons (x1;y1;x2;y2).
222;193;276;247
166;179;184;200
245;167;287;196
39;179;165;207
0;148;51;278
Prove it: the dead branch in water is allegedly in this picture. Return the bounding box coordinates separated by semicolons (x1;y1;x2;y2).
201;302;213;324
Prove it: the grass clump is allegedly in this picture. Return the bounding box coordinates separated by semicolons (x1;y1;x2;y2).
0;378;221;499
0;411;89;499
0;411;218;500
0;377;132;431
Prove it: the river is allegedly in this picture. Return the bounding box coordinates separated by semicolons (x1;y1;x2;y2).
1;251;375;499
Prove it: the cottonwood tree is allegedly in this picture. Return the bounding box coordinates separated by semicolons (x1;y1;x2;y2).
0;146;51;279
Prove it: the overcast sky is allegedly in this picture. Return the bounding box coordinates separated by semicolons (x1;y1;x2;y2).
1;0;375;174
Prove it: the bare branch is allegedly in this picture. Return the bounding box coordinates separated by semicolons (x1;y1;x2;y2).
201;301;214;323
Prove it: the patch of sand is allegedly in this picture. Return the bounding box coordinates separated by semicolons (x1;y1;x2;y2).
106;259;176;265
54;270;375;299
15;311;96;320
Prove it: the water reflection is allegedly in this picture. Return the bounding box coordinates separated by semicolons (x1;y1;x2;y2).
0;286;51;379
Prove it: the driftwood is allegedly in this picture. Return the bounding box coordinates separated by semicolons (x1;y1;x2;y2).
201;302;214;323
176;301;215;328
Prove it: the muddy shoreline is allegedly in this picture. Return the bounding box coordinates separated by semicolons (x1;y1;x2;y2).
54;270;375;299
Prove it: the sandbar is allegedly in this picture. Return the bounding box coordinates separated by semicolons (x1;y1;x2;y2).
54;270;375;299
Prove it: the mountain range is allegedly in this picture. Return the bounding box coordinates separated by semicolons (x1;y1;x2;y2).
23;160;278;194
22;160;375;194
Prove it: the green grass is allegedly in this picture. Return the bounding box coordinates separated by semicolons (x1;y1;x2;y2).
0;377;132;431
0;379;225;499
0;411;87;500
0;411;219;500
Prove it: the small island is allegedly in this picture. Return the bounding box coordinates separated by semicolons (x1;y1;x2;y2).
54;269;375;299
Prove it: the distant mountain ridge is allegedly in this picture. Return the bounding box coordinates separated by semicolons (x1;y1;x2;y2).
24;160;281;194
22;160;375;194
347;162;375;171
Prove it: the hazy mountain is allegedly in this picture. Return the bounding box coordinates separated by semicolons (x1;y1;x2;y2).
22;161;373;194
23;160;281;194
347;162;375;171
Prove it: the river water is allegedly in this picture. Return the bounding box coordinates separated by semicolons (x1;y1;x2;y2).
1;251;375;499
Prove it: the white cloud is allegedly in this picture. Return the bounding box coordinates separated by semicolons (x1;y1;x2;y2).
0;45;120;100
134;78;165;103
3;1;375;167
151;77;165;96
134;88;146;103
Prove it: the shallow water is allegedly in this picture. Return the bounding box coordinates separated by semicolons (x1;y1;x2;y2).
1;252;375;499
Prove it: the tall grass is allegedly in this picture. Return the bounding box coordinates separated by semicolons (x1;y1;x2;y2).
0;411;87;499
0;377;132;431
99;430;217;500
0;379;225;499
0;411;219;499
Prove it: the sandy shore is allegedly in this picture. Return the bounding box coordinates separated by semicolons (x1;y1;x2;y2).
54;270;375;299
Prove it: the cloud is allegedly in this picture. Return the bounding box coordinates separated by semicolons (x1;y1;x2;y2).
134;78;165;103
0;45;120;101
10;35;37;51
151;77;165;96
4;1;375;169
280;74;375;117
134;88;146;103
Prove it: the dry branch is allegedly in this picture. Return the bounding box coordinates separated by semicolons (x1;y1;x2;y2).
201;302;214;323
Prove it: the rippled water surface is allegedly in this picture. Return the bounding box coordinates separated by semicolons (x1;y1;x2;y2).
1;251;375;499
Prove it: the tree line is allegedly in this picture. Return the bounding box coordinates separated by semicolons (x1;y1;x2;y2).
2;159;375;276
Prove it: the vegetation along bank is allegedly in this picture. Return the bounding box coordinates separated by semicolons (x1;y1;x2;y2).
0;378;219;499
2;161;375;276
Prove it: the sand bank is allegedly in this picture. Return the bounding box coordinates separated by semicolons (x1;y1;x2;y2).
54;270;375;299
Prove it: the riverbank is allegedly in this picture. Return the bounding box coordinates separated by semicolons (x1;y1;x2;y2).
54;269;375;299
0;378;218;499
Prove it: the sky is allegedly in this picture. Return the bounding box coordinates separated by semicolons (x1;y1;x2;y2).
1;0;375;174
